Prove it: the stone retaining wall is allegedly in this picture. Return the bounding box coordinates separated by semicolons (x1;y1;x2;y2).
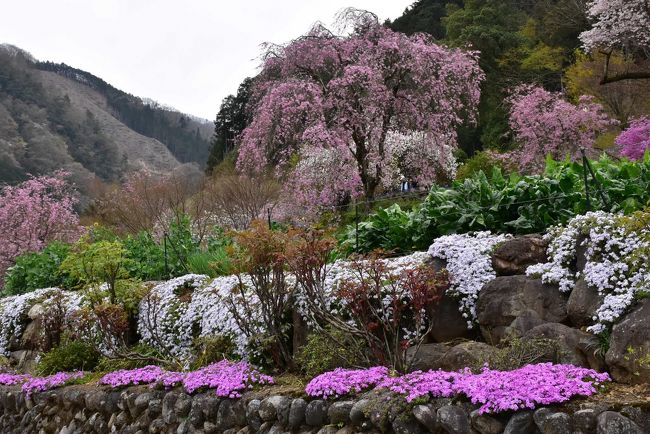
0;385;648;434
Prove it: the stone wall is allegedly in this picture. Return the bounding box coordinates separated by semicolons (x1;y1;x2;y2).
0;384;648;434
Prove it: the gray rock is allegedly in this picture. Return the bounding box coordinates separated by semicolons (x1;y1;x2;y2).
305;400;328;426
477;276;568;344
533;408;570;433
149;418;166;434
288;399;307;429
406;343;452;371
503;411;536;434
470;409;503;434
349;399;369;426
392;416;424;434
217;399;246;430
259;398;277;421
174;393;192;418
504;310;547;339
572;409;599;434
524;322;605;370
133;393;152;416
315;427;337;434
162;392;177;424
148;399;162;417
204;421;219;434
492;235;547;276
246;399;262;431
605;300;650;383
437;405;469;434
597;411;643;434
328;401;353;425
413;405;437;432
567;279;603;328
202;395;221;420
27;303;45;320
427;295;473;342
620;406;650;432
188;397;205;428
439;341;499;372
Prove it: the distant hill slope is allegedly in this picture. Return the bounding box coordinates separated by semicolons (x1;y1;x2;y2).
0;44;212;187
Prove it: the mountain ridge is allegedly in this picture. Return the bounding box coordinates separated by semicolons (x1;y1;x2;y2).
0;44;212;190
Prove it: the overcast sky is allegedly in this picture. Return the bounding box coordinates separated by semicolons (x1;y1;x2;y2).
1;0;412;120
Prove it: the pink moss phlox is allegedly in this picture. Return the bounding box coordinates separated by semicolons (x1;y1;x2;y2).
0;373;31;386
306;364;610;414
182;360;274;398
22;371;84;397
99;365;166;388
454;363;611;414
98;360;273;398
305;366;390;399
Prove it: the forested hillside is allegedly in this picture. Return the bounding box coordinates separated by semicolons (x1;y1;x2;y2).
0;45;212;186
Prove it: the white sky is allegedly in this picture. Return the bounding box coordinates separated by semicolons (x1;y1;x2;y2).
1;0;412;120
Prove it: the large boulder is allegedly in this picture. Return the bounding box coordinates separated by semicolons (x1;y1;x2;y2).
407;341;498;372
567;279;603;328
439;341;499;372
406;343;452;372
427;295;473;342
523;323;605;370
477;276;568;344
606;300;650;383
491;235;547;276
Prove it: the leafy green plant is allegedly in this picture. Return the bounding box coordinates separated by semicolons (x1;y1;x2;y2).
60;236;132;304
296;329;367;378
455;151;506;181
3;242;74;295
343;156;650;254
36;340;100;375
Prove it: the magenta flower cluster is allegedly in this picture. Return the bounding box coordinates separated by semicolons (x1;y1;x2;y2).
99;360;274;398
304;366;389;399
0;373;31;386
22;372;84;397
306;363;610;414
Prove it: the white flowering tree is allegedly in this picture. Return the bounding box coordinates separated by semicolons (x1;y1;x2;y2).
579;0;650;84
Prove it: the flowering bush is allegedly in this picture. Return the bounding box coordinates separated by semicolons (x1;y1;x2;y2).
307;364;610;414
527;211;650;333
99;360;273;398
22;371;84;397
292;247;444;372
0;288;83;356
617;117;650;160
0;171;82;286
506;85;616;172
428;232;510;326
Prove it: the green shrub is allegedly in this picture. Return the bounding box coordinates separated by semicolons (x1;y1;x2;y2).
123;231;166;280
36;341;100;375
3;242;74;295
191;335;239;369
455;151;505;181
343;156;650;254
296;330;367;378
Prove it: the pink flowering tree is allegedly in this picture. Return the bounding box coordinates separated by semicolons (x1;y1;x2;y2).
507;85;617;172
0;171;82;284
237;10;483;210
579;0;650;84
617;117;650;160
